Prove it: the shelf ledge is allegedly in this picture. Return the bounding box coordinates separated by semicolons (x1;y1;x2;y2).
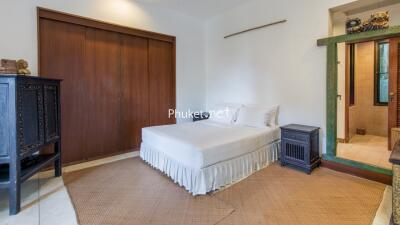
317;26;400;46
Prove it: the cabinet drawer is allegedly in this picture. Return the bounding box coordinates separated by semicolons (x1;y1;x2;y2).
282;130;309;142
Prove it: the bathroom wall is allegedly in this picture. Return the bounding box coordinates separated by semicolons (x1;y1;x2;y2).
349;41;388;138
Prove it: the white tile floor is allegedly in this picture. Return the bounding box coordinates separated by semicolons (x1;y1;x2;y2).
0;151;138;225
337;135;392;169
0;174;77;225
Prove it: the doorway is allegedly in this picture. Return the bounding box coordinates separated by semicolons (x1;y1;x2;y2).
336;37;400;169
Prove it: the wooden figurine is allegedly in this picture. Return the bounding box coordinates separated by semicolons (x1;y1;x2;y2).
0;59;17;74
363;11;389;32
16;59;31;75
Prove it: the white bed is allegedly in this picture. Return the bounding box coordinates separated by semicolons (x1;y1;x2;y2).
140;120;280;195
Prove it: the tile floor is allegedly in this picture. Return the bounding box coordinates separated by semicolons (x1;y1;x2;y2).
0;173;77;225
337;135;392;169
0;151;138;225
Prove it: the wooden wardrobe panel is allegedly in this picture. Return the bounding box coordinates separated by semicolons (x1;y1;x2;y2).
121;35;149;150
39;19;86;164
148;40;176;125
39;10;176;165
84;28;122;159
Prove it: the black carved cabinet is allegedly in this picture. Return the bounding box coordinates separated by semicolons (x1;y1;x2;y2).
280;124;321;174
0;75;62;215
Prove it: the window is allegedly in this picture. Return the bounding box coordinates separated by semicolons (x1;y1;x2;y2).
349;44;355;106
375;41;389;106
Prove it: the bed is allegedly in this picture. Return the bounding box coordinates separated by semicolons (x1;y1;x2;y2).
140;118;280;195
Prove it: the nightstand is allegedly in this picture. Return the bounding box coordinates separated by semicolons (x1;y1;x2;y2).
192;112;210;122
280;124;321;174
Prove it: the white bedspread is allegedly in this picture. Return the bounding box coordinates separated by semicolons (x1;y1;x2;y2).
142;120;280;170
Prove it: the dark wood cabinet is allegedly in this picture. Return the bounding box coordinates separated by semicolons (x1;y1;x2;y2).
0;75;62;215
280;124;321;174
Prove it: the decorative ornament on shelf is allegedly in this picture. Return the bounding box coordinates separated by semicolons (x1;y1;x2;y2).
0;59;17;74
16;59;31;75
346;11;389;34
346;18;362;34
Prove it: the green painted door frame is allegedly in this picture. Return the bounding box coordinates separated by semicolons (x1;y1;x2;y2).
317;26;400;176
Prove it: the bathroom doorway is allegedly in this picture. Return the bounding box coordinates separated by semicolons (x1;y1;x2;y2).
336;37;400;169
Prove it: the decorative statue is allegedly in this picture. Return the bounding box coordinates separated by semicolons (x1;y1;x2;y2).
346;11;389;34
16;59;31;75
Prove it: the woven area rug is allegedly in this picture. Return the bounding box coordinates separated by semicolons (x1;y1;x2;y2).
212;164;386;225
63;158;234;225
64;158;386;225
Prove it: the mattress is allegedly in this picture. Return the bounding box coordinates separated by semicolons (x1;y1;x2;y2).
141;120;280;170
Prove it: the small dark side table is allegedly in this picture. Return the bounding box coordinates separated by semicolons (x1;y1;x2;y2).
280;124;321;174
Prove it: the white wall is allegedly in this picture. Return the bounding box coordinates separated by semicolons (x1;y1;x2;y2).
5;0;398;153
334;3;400;139
0;0;206;123
205;0;355;153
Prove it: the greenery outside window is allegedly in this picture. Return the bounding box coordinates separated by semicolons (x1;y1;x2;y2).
375;41;389;106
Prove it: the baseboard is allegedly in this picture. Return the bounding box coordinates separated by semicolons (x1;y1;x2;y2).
337;138;346;143
63;151;139;173
321;159;392;185
39;151;140;177
61;149;139;167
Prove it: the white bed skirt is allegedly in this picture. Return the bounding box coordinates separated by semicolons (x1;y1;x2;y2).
140;141;280;195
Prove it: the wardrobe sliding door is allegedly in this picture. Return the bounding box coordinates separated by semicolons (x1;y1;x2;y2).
149;40;176;125
39;9;176;165
39;19;87;163
121;35;149;150
84;28;122;159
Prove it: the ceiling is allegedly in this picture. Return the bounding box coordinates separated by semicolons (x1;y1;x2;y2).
133;0;251;20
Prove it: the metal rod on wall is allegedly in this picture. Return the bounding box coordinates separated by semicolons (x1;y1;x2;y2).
224;19;287;39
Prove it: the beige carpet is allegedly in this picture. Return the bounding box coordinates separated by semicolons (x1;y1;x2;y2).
64;158;386;225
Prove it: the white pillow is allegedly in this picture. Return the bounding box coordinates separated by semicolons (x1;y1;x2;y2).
267;106;279;126
235;107;268;127
209;104;242;124
236;105;279;127
219;103;244;122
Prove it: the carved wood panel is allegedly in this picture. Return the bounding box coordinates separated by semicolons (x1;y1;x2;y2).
44;84;60;143
0;83;9;156
17;83;44;156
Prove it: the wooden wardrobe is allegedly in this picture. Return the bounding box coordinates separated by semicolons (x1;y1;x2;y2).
38;8;176;165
